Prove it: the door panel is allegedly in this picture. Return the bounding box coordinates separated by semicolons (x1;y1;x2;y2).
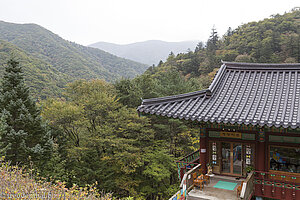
221;143;231;173
221;142;242;175
233;143;242;175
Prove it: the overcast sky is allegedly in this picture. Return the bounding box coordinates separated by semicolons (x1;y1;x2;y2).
0;0;298;45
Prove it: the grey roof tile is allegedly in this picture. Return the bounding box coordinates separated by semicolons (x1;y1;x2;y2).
137;61;300;129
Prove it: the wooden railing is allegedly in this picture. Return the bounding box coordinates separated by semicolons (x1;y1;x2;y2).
168;190;182;200
177;149;200;163
169;164;202;200
240;171;254;200
255;170;300;184
254;171;300;200
176;149;200;180
180;164;202;192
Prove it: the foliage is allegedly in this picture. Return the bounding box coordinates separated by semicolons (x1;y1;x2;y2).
0;156;117;200
2;8;300;200
0;59;53;167
0;40;68;99
0;21;148;98
113;66;202;198
149;9;300;80
221;8;300;63
234;54;255;63
115;70;203;108
246;165;255;173
110;10;300;198
42;80;183;199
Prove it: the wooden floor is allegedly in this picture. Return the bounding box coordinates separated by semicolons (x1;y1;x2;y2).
187;175;244;200
188;196;210;200
187;197;209;200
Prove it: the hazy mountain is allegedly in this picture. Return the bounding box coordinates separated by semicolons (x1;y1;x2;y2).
89;40;199;65
0;21;148;84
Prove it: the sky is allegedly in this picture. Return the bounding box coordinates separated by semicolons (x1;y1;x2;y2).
0;0;298;46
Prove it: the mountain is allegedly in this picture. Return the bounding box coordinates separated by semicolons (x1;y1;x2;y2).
0;39;69;99
0;21;148;84
145;8;300;80
89;40;199;65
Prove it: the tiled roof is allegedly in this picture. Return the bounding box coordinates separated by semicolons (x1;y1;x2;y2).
137;61;300;129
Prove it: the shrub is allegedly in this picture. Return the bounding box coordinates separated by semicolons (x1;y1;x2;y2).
0;157;112;199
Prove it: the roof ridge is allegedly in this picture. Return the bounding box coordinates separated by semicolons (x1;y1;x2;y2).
141;89;207;105
138;62;300;129
140;61;300;108
208;64;227;95
222;61;300;69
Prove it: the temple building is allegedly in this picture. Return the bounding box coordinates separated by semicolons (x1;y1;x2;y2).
137;62;300;200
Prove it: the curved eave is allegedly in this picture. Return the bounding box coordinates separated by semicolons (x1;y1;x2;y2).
138;107;300;129
137;62;300;130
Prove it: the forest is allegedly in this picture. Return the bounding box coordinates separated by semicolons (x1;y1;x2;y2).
0;8;299;200
0;20;148;99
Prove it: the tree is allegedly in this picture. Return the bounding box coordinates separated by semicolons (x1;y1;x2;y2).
154;70;200;97
206;26;219;54
0;58;53;166
42;99;84;147
42;80;177;199
166;51;176;66
158;60;164;67
224;27;234;46
195;42;204;53
0;114;9;155
114;78;141;108
225;27;234;37
235;54;255;63
205;27;220;73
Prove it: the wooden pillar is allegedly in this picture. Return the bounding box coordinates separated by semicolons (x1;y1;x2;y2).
200;125;207;173
256;129;266;172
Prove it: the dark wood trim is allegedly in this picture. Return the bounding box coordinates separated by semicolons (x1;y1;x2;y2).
230;143;233;174
266;131;300;137
207;137;256;144
265;132;268;173
255;142;258;170
207;127;257;135
255;170;300;184
220;172;244;177
207;127;300;138
268;170;300;177
268;142;300;147
267;144;270;173
209;171;245;178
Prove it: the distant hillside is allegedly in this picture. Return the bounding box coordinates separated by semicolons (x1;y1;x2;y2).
145;8;300;80
0;21;148;84
0;39;69;99
89;40;199;65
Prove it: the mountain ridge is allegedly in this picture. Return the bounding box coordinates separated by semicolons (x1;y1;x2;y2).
0;20;148;82
89;40;199;65
0;39;69;98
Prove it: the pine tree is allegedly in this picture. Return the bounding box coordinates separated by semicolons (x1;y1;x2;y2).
195;42;204;53
0;58;53;166
206;26;219;54
0;114;9;155
205;27;219;73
